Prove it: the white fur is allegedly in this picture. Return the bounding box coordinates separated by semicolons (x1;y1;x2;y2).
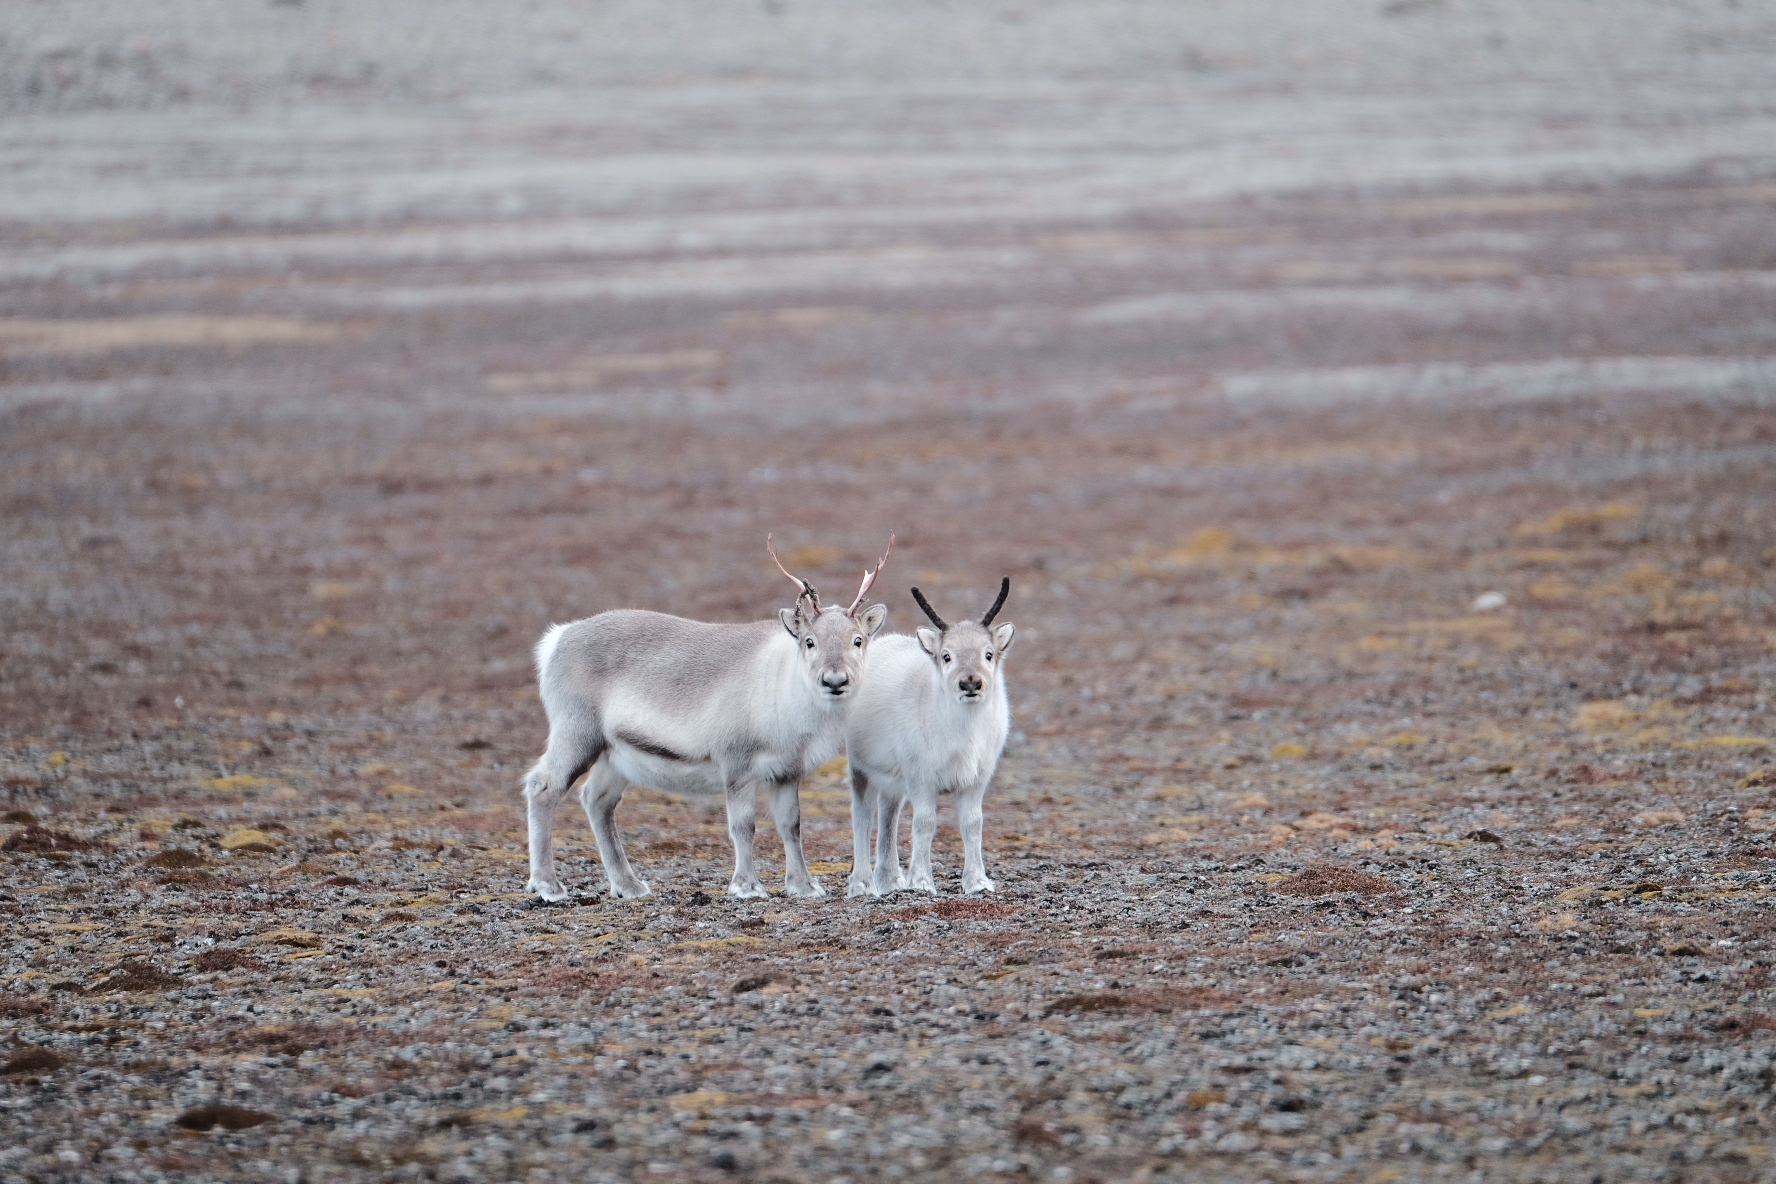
844;616;1015;896
533;622;568;675
522;599;886;902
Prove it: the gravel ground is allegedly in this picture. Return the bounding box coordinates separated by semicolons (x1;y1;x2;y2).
4;4;1776;1182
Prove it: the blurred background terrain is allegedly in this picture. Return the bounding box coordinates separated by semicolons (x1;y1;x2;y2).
3;2;1775;1181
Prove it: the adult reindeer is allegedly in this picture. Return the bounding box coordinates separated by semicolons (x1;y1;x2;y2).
522;535;892;901
845;577;1015;896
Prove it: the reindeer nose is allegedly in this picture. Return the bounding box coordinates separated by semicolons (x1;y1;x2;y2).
959;675;983;694
822;671;850;691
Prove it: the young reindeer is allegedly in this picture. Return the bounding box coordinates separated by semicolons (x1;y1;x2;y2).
845;578;1015;897
521;536;892;902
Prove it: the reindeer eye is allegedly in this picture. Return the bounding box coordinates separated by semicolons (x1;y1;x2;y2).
942;653;951;664
985;652;994;661
805;638;815;649
853;636;863;647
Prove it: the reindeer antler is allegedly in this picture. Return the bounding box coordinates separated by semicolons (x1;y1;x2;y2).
909;586;947;631
844;532;895;617
980;576;1011;626
766;534;819;612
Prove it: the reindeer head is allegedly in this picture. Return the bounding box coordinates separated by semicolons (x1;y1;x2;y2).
909;577;1015;704
768;534;892;700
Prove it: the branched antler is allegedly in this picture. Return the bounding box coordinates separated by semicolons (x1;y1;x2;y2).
980;577;1011;626
910;587;947;631
844;532;895;617
766;534;819;612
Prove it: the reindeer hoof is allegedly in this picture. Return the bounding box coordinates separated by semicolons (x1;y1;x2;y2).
609;879;651;899
528;879;570;903
845;877;872;898
963;877;999;894
727;879;770;900
786;877;827;899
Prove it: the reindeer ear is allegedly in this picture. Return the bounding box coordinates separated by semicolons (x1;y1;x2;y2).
779;607;800;637
916;627;941;655
859;603;887;636
992;621;1016;655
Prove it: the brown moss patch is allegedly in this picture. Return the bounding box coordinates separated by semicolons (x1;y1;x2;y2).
1;1046;68;1074
1046;987;1238;1015
0;997;51;1017
1715;1012;1776;1035
1271;865;1403;897
733;971;797;994
144;848;208;869
158;869;219;887
2;825;108;854
173;1104;276;1132
189;948;264;973
1;810;38;825
90;961;182;993
321;875;364;887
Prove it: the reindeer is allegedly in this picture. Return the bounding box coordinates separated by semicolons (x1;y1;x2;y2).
844;578;1014;896
521;536;892;901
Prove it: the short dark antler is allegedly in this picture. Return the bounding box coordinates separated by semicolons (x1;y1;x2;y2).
909;587;947;631
980;577;1011;626
766;534;819;612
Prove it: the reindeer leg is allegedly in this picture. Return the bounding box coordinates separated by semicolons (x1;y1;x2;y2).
579;755;648;898
907;788;939;894
891;797;910;889
958;780;997;894
522;725;600;902
772;777;826;899
871;783;902;896
724;775;768;898
847;766;874;898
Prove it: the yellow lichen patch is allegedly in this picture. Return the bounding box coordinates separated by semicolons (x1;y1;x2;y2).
670;936;767;949
1528;576;1579;602
1389;732;1424;747
1406;616;1515;636
487;350;722;393
44;751;68;767
202;774;279;791
1631;808;1685;826
1390;191;1597;219
1357;636;1407;651
0;315;340;357
1271;742;1309;760
1678;735;1772;749
464;1104;530;1123
310;580;364;602
1293;812;1354;834
1485;1004;1532;1019
1165;527;1235;564
256;928;323;948
668;1090;744;1115
1535;914;1580;932
1588;564;1671;599
814;755;848;778
219;828;279;851
1139;828;1193;846
1513;502;1636;538
805;861;850;874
